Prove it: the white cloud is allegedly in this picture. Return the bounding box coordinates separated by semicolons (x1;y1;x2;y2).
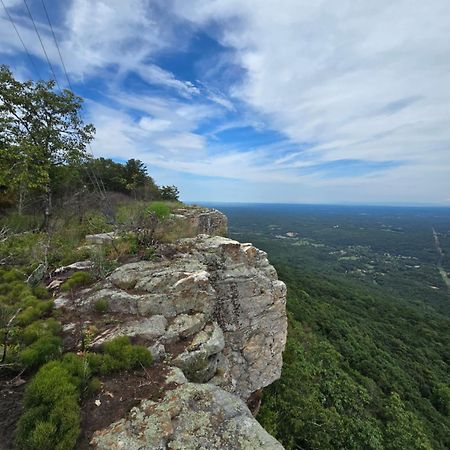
173;0;450;202
2;0;450;203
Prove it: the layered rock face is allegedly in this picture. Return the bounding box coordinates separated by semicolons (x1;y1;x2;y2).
56;210;287;449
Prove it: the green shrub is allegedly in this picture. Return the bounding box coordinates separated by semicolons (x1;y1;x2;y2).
94;298;108;313
84;352;103;373
82;211;112;235
20;336;62;370
146;201;171;219
21;319;61;346
0;268;25;283
16;361;80;450
60;353;91;390
60;271;93;292
0;212;41;233
17;300;53;326
32;285;50;300
101;336;152;372
87;377;102;395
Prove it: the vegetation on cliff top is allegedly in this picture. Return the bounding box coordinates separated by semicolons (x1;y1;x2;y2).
0;67;171;448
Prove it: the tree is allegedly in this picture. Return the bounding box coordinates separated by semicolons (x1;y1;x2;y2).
159;185;180;201
0;65;95;228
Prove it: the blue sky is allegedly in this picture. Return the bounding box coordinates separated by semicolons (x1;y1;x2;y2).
1;0;450;205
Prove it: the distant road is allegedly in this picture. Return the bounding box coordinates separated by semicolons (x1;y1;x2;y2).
432;227;450;291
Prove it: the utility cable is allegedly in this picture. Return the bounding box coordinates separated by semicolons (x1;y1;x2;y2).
40;0;73;91
0;0;42;79
22;0;61;91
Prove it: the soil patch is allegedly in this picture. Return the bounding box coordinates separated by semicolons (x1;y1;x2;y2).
0;373;28;450
77;363;175;449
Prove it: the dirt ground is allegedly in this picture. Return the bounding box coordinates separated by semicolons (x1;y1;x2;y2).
0;372;28;450
77;364;174;449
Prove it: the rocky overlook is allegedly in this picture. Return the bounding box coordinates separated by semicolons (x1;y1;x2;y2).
53;207;287;449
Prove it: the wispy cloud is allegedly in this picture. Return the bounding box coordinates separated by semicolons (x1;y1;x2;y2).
1;0;450;204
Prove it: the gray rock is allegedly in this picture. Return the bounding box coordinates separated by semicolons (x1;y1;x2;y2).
53;260;94;274
148;342;166;362
163;313;206;342
85;232;117;245
90;316;168;348
66;234;287;400
168;206;228;237
91;382;284;450
172;323;225;383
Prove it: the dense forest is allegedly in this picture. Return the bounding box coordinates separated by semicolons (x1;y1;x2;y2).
218;204;450;450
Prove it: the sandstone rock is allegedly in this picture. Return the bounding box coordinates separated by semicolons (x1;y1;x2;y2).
91;382;284;450
163;313;206;342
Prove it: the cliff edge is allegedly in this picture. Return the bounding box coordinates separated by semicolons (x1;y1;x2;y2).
54;207;287;449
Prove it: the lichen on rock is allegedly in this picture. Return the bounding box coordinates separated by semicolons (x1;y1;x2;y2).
56;207;287;449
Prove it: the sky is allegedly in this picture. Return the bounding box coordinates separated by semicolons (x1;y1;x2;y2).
1;0;450;205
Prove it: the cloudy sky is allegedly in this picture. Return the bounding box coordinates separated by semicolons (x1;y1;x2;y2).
1;0;450;205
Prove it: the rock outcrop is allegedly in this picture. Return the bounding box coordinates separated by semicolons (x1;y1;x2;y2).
91;369;284;450
171;206;228;236
55;207;287;449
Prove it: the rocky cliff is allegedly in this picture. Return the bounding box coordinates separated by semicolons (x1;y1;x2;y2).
55;207;287;449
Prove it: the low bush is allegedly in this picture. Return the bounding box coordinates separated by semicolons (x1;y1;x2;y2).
60;271;93;292
146;201;171;219
0;272;59;371
94;298;108;313
19;336;62;370
32;285;50;300
101;336;153;373
15;361;80;450
21;319;62;346
87;377;102;395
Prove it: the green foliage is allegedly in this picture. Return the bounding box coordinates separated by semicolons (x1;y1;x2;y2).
0;65;95;226
16;341;153;449
0;212;41;233
84;157;160;200
101;336;153;373
19;336;62;370
16;361;80;450
60;271;93;292
0;271;59;370
87;377;102;395
21;319;62;346
431;384;450;416
83;211;112;235
146;201;171;219
158;185;180;201
94;298;108;313
221;205;450;450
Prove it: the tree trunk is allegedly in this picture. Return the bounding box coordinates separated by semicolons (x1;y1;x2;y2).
43;186;52;231
17;179;26;214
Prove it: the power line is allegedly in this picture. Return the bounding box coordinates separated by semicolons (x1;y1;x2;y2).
0;0;42;79
37;1;107;201
22;0;61;91
40;0;73;91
